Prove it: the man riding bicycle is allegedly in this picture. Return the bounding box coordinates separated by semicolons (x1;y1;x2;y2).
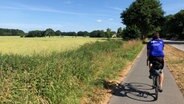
147;32;164;92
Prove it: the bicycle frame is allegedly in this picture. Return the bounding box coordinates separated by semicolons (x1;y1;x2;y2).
152;74;159;100
151;69;161;100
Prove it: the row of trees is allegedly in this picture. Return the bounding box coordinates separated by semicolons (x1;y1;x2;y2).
0;28;118;38
161;10;184;39
25;28;117;38
120;0;184;40
0;28;25;36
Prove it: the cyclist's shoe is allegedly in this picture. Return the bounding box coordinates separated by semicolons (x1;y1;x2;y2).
158;87;163;92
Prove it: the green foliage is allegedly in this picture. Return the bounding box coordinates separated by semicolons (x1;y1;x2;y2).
122;25;141;40
161;10;184;39
0;40;143;104
55;30;62;36
0;28;25;36
121;0;164;39
44;28;55;37
61;32;77;36
117;27;123;37
77;31;89;37
105;28;113;38
89;29;115;38
26;30;45;37
89;30;105;37
176;10;184;39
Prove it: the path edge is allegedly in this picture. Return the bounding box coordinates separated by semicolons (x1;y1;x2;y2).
102;45;146;104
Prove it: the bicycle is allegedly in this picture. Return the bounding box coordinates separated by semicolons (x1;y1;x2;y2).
150;68;162;100
147;59;163;100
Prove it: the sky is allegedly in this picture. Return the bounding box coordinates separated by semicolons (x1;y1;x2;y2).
0;0;183;32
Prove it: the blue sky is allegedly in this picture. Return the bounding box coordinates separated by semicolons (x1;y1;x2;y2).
0;0;183;32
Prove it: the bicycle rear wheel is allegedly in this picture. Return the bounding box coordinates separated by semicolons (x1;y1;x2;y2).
153;76;159;100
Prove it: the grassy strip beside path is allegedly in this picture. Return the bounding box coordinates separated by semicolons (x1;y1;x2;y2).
0;40;143;104
165;45;184;95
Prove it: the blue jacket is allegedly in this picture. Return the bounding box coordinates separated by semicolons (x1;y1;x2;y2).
147;39;164;57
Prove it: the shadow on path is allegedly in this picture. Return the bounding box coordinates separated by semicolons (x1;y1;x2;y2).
105;81;158;102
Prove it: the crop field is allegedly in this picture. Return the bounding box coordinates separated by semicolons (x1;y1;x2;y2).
0;38;143;104
0;36;103;55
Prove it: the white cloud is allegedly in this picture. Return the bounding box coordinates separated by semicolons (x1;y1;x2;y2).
0;4;109;16
0;6;21;10
108;18;114;21
28;7;86;15
109;7;122;11
96;19;102;23
0;23;64;32
64;0;72;4
96;18;115;23
0;4;86;15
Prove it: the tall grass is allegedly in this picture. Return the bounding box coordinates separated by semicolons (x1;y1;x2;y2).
0;40;143;104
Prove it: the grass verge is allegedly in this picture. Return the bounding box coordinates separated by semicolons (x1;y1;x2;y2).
165;45;184;95
0;40;143;104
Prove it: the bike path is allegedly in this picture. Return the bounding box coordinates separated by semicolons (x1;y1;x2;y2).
108;47;184;104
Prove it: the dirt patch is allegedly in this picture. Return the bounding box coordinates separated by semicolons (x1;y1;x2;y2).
165;45;184;95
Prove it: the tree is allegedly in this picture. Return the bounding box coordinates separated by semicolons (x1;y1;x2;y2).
106;28;113;38
26;30;44;37
161;10;184;39
0;28;25;36
90;30;105;37
173;10;184;39
117;27;123;37
55;30;62;36
161;15;174;39
121;0;164;39
44;28;55;37
83;31;89;37
122;25;141;40
77;31;89;37
70;32;77;37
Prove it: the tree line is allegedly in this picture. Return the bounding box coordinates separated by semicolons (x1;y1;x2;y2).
161;10;184;39
0;28;118;38
25;28;117;38
0;28;25;36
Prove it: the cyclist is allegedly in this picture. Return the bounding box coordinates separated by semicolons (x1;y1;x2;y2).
147;32;164;92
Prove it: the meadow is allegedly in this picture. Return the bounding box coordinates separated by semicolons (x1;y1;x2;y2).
0;37;143;104
0;36;103;55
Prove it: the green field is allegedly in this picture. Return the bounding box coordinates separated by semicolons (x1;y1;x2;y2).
0;36;103;55
0;38;143;104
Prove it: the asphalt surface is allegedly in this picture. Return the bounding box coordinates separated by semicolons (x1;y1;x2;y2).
108;47;184;104
164;40;184;51
171;44;184;51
